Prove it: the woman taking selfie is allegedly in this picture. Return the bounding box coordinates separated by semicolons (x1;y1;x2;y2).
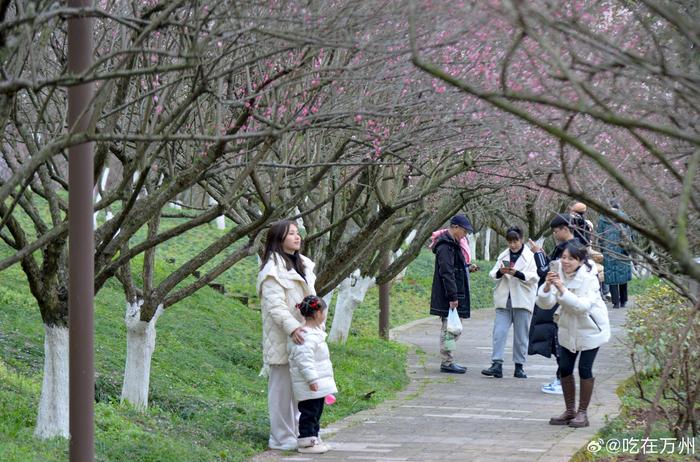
257;220;317;450
536;242;610;428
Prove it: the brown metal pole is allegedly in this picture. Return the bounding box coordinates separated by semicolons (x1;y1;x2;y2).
68;1;94;461
378;250;391;340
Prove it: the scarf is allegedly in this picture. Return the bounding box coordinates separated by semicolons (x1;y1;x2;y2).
428;228;471;264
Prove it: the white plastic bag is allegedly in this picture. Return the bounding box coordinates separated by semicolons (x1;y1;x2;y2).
446;308;462;335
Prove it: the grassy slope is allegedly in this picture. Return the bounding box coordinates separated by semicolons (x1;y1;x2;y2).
0;217;657;461
0;219;409;462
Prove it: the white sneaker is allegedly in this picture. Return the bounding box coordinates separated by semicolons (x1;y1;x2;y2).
297;437;330;454
541;378;563;395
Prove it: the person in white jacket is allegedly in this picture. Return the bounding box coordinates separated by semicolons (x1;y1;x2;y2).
537;242;611;428
257;220;317;451
288;295;338;454
482;226;539;379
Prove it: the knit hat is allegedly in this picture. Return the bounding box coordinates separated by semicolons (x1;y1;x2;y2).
450;214;473;233
549;213;571;229
571;202;587;214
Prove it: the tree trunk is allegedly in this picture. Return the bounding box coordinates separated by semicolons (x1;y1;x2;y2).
468;232;478;262
378;251;391;340
34;324;69;439
209;196;225;230
392;229;417;283
328;271;375;344
321;288;334;308
121;300;163;410
93;191;100;229
484;228;492;261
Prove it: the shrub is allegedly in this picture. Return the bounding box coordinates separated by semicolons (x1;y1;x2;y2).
625;284;700;437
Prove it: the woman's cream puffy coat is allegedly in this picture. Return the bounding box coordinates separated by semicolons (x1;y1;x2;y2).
257;253;316;366
288;326;338;401
488;246;539;312
536;265;611;352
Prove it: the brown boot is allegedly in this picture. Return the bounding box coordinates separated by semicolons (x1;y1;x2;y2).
569;377;594;428
549;375;576;425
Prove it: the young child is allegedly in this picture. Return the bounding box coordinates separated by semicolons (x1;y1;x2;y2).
287;295;337;454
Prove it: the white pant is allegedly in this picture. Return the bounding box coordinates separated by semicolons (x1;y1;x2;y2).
268;365;300;450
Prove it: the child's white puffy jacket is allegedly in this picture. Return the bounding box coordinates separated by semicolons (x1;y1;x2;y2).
536;265;611;352
288;326;338;402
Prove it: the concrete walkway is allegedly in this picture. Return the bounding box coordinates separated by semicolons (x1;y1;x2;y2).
251;306;631;462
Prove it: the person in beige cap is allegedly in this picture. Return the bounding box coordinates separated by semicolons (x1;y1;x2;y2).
570;202;608;300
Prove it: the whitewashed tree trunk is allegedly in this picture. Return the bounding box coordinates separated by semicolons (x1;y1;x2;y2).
391;229;417;282
132;171;148;197
484;228;492;261
100;167;110;190
468;232;479;262
208;196;225;230
93;191;100;229
94;168;109;229
328;271;375;344
632;252;655;280
121;301;164;410
321;289;334;309
293;206;306;231
34;324;69;439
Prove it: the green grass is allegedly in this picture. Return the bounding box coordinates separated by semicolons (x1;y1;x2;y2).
0;216;412;462
0;203;666;462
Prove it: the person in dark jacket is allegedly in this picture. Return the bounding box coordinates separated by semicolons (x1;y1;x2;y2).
527;213;579;394
597;200;633;308
429;214;475;374
569;202;593;247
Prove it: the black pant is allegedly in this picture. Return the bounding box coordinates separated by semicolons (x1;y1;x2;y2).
298;397;325;438
609;283;628;307
559;347;599;379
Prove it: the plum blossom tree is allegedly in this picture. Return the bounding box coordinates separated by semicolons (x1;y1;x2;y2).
409;0;699;443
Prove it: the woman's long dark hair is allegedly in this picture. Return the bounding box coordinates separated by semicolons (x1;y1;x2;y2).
563;242;593;272
261;219;305;277
506;225;523;241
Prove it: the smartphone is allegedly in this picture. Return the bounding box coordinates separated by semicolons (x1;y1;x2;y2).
501;259;511;268
550;260;561;273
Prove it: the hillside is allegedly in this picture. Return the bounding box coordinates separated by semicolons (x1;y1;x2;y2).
0;222;654;461
0;219;493;462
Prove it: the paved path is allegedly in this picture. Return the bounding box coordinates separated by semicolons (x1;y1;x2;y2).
251;306;630;462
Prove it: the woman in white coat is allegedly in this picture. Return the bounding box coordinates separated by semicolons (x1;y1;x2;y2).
537;242;610;428
482;226;539;379
257;219;317;450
